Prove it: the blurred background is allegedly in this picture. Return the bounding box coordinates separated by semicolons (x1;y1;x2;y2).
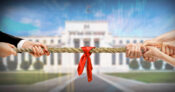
0;0;175;92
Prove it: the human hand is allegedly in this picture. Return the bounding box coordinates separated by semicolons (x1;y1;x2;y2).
126;43;143;58
0;42;17;57
143;40;162;48
22;41;50;57
143;46;161;62
162;41;175;56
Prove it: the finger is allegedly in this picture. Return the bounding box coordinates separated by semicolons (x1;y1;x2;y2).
148;57;153;62
38;46;44;55
133;45;138;58
152;57;158;62
130;47;135;58
170;48;173;56
165;46;170;55
162;45;166;54
137;45;141;58
39;43;48;51
32;47;38;57
126;46;130;57
34;46;41;57
7;43;16;48
144;57;149;62
29;52;35;57
10;49;17;56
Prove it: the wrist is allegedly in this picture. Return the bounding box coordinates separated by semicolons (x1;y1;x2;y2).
17;40;26;48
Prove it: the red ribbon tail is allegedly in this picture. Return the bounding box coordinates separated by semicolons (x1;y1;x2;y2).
87;56;93;82
77;54;86;76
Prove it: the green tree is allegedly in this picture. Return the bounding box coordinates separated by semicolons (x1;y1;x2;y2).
129;59;139;70
20;61;30;70
7;61;17;71
154;60;163;70
33;61;43;70
141;60;151;70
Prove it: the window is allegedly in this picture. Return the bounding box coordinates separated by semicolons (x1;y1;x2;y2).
58;53;62;65
84;24;90;29
119;40;123;44
74;39;80;65
133;40;137;43
126;40;130;44
43;55;47;64
85;32;91;35
22;53;25;62
29;55;32;64
140;40;144;43
84;40;90;46
51;39;54;43
94;40;100;65
119;53;123;65
58;40;61;43
126;58;130;64
43;40;47;44
112;54;116;65
50;53;54;65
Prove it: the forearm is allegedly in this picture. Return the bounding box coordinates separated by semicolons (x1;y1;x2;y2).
159;51;175;66
0;31;22;47
153;31;175;42
163;40;175;46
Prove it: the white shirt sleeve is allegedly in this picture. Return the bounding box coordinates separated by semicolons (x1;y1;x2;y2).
17;40;26;48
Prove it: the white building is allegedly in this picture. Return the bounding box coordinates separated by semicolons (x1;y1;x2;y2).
0;21;171;73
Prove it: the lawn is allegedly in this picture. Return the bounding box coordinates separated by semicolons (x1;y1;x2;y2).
0;71;67;85
107;72;175;83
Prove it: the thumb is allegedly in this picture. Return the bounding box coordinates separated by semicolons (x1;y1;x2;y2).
10;49;17;56
143;50;151;58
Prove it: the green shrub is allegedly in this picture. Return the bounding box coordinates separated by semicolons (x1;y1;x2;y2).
140;60;151;70
0;60;6;71
20;61;30;70
154;60;163;70
7;61;17;71
33;61;43;70
165;63;174;70
129;59;139;70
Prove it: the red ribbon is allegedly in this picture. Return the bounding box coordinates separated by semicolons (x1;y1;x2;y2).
77;47;95;82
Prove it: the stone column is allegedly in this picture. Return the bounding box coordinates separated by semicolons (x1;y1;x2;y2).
79;39;83;63
24;53;29;61
10;55;14;61
17;54;22;70
150;62;155;70
122;53;126;66
54;53;58;72
137;58;143;70
117;53;120;65
90;38;94;66
2;57;7;66
46;55;51;72
162;61;166;70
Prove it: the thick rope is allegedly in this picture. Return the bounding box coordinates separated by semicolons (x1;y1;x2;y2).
14;47;126;53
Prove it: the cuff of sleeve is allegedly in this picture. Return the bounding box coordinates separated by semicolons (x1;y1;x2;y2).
17;40;26;48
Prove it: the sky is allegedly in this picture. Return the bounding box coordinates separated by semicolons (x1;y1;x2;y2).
0;0;175;37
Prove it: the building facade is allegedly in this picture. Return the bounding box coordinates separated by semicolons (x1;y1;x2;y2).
0;21;171;73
